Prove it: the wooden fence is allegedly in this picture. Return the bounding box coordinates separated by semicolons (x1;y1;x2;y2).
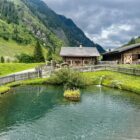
0;71;42;86
0;65;139;86
72;65;140;76
107;66;140;76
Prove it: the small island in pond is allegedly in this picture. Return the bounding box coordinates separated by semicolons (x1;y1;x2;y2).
64;89;81;101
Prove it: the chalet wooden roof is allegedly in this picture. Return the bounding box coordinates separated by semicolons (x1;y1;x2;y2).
103;43;140;55
60;47;100;57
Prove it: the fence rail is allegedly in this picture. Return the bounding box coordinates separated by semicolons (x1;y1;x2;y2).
107;66;140;76
72;65;140;76
0;71;41;86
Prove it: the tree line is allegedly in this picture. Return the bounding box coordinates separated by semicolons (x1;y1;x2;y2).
0;0;19;24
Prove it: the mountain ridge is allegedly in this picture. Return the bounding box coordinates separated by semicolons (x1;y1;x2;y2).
0;0;105;61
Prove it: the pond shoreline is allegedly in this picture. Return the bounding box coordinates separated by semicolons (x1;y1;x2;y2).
0;70;140;95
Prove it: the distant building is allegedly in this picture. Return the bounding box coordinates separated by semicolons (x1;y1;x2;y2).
102;43;140;64
60;45;100;66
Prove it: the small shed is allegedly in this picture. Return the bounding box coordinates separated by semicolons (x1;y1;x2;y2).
103;43;140;64
60;45;100;66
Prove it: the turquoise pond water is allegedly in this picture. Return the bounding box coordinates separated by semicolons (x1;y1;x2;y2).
0;85;140;140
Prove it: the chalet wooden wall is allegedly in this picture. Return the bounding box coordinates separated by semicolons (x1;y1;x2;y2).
63;57;97;66
123;47;140;64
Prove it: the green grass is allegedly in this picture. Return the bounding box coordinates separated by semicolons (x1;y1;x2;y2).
84;71;140;94
1;70;140;95
0;86;10;94
0;38;48;58
118;64;140;69
0;63;41;76
7;78;48;87
64;89;80;97
1;78;48;94
0;38;34;57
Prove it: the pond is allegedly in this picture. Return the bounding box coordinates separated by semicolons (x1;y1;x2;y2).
0;85;140;140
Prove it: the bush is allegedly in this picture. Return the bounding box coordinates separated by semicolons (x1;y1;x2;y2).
0;56;5;63
16;53;35;63
48;68;89;89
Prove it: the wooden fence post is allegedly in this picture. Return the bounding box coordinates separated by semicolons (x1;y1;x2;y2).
38;70;42;78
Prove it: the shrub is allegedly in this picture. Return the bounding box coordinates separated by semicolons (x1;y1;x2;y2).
110;80;122;89
0;56;5;63
16;53;35;63
48;68;88;89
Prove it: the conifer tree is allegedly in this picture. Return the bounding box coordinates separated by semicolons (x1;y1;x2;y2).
33;41;45;62
1;56;5;63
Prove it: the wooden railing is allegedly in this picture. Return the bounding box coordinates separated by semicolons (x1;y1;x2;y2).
107;66;140;76
0;71;42;86
72;65;140;76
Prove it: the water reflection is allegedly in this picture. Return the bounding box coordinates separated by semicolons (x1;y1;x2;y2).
0;85;140;140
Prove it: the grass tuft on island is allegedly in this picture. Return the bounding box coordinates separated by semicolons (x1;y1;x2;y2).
64;89;81;101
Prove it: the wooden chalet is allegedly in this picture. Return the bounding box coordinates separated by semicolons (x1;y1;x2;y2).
102;43;140;64
60;45;100;66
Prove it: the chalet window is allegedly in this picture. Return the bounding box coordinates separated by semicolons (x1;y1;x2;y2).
84;61;89;65
138;54;140;59
66;61;71;65
75;61;81;65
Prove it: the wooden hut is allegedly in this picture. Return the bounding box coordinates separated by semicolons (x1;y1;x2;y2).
102;43;140;64
60;45;100;66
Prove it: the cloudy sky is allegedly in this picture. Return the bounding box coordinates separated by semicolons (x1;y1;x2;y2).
44;0;140;49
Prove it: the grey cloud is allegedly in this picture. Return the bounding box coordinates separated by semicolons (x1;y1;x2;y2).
44;0;140;49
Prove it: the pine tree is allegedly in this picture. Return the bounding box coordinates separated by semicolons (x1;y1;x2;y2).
33;41;45;62
1;56;5;63
46;47;52;61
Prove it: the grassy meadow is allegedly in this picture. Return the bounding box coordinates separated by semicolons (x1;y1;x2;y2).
0;63;41;76
0;38;48;58
84;71;140;94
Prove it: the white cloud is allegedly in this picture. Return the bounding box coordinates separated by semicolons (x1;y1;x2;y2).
44;0;140;49
86;24;133;48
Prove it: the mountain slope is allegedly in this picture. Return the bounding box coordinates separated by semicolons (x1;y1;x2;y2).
23;0;105;53
0;0;105;61
124;37;140;46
